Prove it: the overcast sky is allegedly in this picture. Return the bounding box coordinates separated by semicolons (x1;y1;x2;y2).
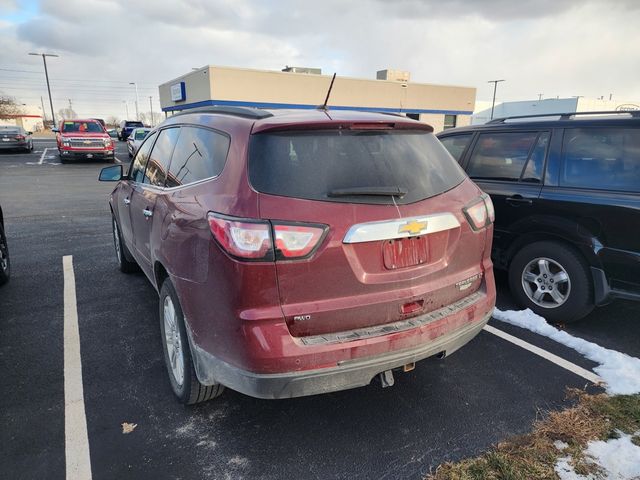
1;0;640;119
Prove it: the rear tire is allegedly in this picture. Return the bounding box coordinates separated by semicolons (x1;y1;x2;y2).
112;216;138;273
159;279;225;405
508;241;594;323
0;223;10;286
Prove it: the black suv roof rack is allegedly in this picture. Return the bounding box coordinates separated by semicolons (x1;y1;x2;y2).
171;105;273;120
487;110;640;124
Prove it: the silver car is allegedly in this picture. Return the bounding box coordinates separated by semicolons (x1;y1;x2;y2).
126;128;151;157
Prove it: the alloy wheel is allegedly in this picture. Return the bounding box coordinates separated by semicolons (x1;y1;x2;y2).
521;257;571;308
163;296;184;387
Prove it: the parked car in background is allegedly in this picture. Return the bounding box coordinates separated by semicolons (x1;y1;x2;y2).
53;119;115;163
437;111;640;322
118;120;145;141
126;127;152;157
99;106;496;404
0;204;9;286
0;126;33;152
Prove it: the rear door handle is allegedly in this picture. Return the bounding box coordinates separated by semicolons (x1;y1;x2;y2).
506;196;533;206
143;208;153;218
123;197;131;206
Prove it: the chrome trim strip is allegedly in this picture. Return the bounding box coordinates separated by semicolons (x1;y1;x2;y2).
342;212;460;244
299;290;485;346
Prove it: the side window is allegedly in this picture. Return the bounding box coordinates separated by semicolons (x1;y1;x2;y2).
439;134;473;162
128;131;157;183
467;131;539;181
166;126;230;188
561;128;640;193
144;128;180;187
521;132;550;183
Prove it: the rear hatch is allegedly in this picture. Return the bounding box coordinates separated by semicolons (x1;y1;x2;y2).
249;123;490;337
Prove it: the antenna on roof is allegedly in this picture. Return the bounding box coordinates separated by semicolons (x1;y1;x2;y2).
318;73;336;110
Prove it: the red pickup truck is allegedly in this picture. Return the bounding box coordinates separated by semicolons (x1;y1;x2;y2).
54;119;115;163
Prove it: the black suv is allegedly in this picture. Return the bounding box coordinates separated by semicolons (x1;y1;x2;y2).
437;111;640;322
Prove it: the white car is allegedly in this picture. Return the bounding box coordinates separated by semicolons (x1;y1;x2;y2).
127;128;152;157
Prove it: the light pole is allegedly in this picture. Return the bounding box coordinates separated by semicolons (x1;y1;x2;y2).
123;101;129;119
129;82;139;121
488;79;505;120
149;96;154;127
29;52;58;128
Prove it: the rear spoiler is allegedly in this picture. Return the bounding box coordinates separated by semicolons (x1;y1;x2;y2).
251;120;434;134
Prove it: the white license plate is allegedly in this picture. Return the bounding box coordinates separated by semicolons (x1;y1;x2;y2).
2;138;10;142
86;154;93;158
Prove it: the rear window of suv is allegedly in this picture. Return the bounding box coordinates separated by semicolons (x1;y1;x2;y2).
249;130;466;204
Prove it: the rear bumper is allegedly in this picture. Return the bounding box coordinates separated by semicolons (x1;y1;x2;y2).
186;288;494;399
0;142;28;150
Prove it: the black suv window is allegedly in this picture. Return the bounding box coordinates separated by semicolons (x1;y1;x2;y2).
439;134;473;162
144;128;180;187
249;130;466;205
561;128;640;193
128;131;157;183
467;131;546;182
165;127;230;188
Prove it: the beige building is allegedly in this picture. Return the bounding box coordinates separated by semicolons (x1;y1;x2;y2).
159;66;476;132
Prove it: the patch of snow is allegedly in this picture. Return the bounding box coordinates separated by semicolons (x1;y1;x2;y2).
555;440;570;450
493;308;640;395
555;431;640;480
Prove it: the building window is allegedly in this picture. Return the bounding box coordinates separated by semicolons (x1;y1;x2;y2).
406;113;420;121
444;114;457;130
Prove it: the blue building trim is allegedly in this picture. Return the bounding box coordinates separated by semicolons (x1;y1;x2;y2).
162;98;472;115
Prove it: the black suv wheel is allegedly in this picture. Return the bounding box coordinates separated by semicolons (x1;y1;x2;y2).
0;223;10;286
509;241;594;323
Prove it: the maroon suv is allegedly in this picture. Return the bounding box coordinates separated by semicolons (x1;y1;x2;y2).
99;107;496;404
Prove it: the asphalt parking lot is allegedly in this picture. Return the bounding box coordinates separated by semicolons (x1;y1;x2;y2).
1;139;638;480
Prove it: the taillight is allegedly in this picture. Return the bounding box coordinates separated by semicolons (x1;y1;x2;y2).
463;194;493;231
273;224;325;258
207;213;327;261
15;135;25;141
484;195;495;223
207;213;273;260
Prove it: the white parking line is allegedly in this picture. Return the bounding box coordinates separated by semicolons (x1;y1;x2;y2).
38;148;48;165
114;157;122;164
63;255;93;480
483;324;602;384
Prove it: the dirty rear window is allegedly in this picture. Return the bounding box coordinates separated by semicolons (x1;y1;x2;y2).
248;130;466;204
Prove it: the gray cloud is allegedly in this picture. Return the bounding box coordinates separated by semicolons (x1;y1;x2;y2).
3;0;640;118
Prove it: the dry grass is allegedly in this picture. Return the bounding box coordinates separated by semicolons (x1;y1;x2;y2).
426;390;640;480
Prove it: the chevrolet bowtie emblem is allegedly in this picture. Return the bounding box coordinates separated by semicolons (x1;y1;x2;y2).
398;220;428;235
83;140;91;144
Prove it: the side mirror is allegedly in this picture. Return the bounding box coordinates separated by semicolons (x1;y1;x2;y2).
99;165;123;182
52;128;59;133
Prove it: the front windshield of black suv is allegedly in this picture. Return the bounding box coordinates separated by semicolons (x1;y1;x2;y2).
249;129;467;204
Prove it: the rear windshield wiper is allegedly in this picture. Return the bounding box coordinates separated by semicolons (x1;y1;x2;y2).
328;186;407;197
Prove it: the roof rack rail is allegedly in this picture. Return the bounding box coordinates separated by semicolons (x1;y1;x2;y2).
171;105;273;120
487;110;640;124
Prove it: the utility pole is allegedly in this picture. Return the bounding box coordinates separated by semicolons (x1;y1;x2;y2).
537;93;543;101
68;98;73;114
149;96;154;127
130;82;139;121
29;52;59;128
488;79;505;120
40;96;47;124
123;101;129;119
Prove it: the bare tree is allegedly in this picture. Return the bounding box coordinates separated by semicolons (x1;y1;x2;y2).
106;116;120;128
58;108;77;120
0;95;24;118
